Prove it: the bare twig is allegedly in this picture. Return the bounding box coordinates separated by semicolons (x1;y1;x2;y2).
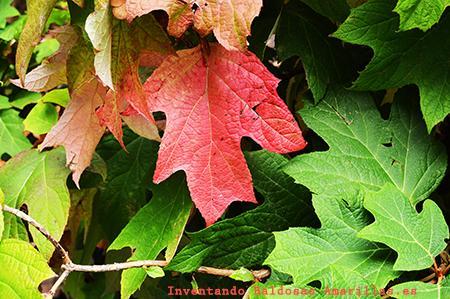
2;204;271;298
2;204;71;264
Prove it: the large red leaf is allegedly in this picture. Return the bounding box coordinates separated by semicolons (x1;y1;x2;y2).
144;44;307;225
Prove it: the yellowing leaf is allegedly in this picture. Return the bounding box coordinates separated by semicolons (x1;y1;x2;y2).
15;0;57;83
126;0;262;51
11;26;79;92
41;41;106;186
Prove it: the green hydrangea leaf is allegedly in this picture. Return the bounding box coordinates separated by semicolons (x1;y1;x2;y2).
276;0;351;102
144;266;165;279
333;0;450;130
33;38;59;64
108;172;192;299
391;278;450;298
0;109;32;156
284;87;447;205
394;0;450;31
0;239;54;299
0;189;4;240
265;194;400;289
0;95;11;110
0;0;19;29
23;102;58;135
358;184;449;271
0;149;70;260
40;88;70;107
229;268;254;282
167;150;316;273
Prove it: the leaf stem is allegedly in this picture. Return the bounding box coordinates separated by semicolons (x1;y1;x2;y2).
2;204;270;297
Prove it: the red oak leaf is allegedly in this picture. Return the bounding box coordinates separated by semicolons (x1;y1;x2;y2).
144;44;306;225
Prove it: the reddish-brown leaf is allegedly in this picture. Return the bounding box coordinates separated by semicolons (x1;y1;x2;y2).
144;44;306;225
125;0;262;51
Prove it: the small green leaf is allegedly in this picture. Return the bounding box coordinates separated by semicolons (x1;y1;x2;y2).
108;172;192;299
0;95;11;110
0;189;4;239
34;38;60;64
0;109;32;156
0;239;55;299
0;0;19;29
0;15;26;41
10;91;41;109
229;268;254;282
394;0;450;31
16;0;57;82
23;101;58;135
144;266;165;279
358;184;449;271
0;149;70;259
40;88;70;107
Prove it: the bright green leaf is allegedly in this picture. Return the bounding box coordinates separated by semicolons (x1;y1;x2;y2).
16;0;57;82
0;15;26;41
109;172;192;299
167;150;316;273
40;88;70;107
34;38;60;64
23;102;58;135
0;109;32;156
284;87;447;205
10;91;41;109
333;0;450;130
265;194;400;290
0;0;19;29
358;184;449;271
144;266;165;279
0;95;11;110
394;0;450;31
391;278;450;298
229;268;254;282
0;149;70;259
0;189;4;240
0;239;54;299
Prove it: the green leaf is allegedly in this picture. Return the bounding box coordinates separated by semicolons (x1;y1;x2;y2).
0;239;54;299
284;87;447;205
229;268;254;282
333;0;450;130
40;88;70;107
358;184;448;271
0;95;11;110
0;189;4;240
23;102;58;135
0;0;19;29
167;150;316;273
10;91;41;109
391;278;450;298
33;38;60;64
301;0;350;22
144;266;165;279
265;194;400;289
109;172;192;299
0;109;32;156
0;15;26;41
276;0;351;102
16;0;57;83
0;149;70;259
394;0;450;31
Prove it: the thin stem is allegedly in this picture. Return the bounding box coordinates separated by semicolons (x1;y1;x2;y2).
2;203;271;298
2;204;71;264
